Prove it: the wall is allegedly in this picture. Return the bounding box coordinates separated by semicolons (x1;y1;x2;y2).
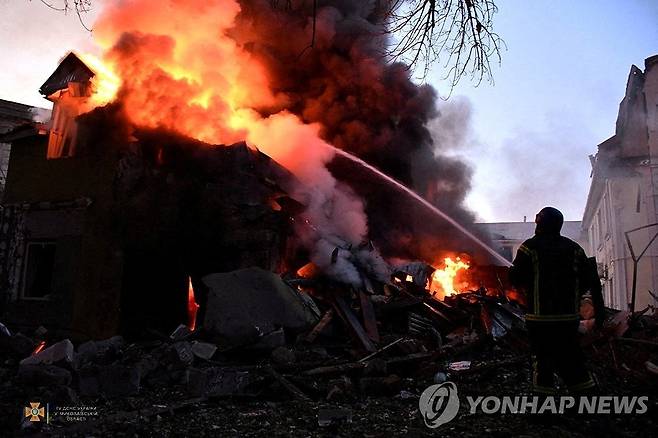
0;133;123;339
583;55;658;311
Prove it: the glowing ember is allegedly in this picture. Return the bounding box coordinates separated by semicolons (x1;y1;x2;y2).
32;341;46;356
187;277;199;331
297;263;320;279
430;257;470;299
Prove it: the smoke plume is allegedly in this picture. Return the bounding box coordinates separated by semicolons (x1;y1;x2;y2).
86;0;481;282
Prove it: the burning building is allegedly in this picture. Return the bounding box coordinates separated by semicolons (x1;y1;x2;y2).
0;1;503;341
583;54;658;312
0;53;303;338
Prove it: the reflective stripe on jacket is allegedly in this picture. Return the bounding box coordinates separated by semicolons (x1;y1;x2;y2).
509;233;591;322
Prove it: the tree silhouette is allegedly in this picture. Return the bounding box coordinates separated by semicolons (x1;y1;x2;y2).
34;0;503;88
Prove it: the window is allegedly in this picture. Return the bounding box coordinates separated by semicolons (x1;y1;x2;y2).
21;242;56;300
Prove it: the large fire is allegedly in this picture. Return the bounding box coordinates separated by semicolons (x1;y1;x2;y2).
429;257;470;299
64;1;494;311
79;0;333;187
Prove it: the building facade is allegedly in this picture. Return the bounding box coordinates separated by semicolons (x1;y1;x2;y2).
583;55;658;311
0;54;294;339
478;220;587;263
0;99;50;194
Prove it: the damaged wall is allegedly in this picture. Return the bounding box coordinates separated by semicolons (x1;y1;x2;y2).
583;54;658;311
0;104;296;340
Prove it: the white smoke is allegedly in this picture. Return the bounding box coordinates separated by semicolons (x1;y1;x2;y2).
244;111;391;287
29;107;52;124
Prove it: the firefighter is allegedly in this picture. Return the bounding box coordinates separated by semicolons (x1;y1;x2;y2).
509;206;603;394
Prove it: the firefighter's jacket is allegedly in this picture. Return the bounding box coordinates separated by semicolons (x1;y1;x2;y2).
509;232;593;322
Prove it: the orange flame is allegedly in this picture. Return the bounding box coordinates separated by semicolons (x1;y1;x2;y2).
187;277;199;331
429;257;470;299
32;341;46;356
77;0;335;188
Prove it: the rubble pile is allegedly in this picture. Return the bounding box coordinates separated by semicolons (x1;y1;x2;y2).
2;261;657;435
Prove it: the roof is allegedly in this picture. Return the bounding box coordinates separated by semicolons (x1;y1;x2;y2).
0;123;49;143
0;99;51;141
0;99;36;124
39;52;95;97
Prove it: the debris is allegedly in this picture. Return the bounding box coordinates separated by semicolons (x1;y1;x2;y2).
266;366;310;401
408;313;441;345
33;326;48;340
645;361;658;375
304;309;334;343
318;408;353;427
480;305;493;336
326;375;353;401
76;336;124;365
169;342;194;368
608;311;630;337
253;328;286;350
359;290;380;342
333;296;376;352
434;371;448;383
271;346;296;365
447;361;472;371
170;324;193;341
20;339;75;367
394;262;433;287
77;365;100;396
397;390;416;399
614;337;658;347
358;337;405;363
303;362;366;377
98;364;141;397
0;333;36;358
203;267;319;346
187;367;250;397
359;374;401;396
18;364;72;386
363;358;388;377
0;322;10;337
191;341;217;360
451;356;526;376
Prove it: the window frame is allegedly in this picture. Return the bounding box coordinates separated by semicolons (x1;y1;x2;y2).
20;240;57;301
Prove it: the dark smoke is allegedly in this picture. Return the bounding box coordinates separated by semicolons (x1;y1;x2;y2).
234;1;483;262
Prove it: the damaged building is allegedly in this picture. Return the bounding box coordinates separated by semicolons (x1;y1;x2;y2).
0;99;50;194
583;54;658;312
0;53;298;339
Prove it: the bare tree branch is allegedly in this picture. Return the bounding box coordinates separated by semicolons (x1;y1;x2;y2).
32;0;93;31
383;0;505;91
32;0;504;91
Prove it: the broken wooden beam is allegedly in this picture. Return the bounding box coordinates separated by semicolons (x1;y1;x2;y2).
358;337;404;363
613;337;658;347
359;290;380;343
333;296;376;352
422;302;453;324
451;355;526;376
266;367;311;401
304;309;334;343
302;362;366;376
